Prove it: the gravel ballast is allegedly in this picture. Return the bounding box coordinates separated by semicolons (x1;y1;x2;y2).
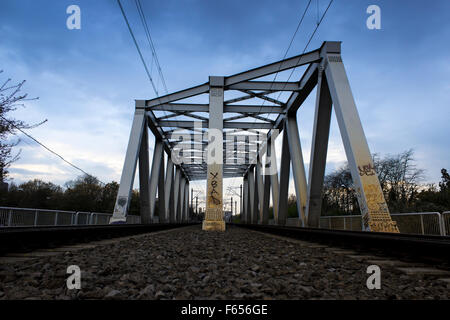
0;225;448;300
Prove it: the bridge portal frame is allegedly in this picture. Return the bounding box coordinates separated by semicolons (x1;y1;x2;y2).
110;41;399;233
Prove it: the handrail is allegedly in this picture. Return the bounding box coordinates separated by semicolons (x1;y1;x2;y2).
319;212;446;236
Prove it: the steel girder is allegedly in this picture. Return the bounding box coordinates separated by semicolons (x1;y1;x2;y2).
111;41;398;233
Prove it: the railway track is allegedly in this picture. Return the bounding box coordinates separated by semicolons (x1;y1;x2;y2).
0;223;198;256
0;224;449;300
2;222;449;267
233;223;450;268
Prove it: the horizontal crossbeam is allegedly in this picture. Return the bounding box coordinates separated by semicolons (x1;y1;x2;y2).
158;120;273;129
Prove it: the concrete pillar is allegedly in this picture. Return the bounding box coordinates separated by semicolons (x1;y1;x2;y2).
203;76;225;231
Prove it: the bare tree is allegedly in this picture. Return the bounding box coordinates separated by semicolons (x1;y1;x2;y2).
0;70;45;182
373;149;424;212
323;150;425;214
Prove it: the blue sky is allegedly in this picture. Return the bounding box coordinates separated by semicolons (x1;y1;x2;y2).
0;0;449;205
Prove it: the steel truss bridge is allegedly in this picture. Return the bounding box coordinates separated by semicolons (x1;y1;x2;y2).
110;41;399;233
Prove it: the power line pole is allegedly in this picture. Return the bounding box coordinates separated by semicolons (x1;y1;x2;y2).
231;197;233;216
240;184;242;216
195;195;198;217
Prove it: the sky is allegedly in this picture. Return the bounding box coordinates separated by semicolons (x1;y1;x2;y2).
0;0;449;209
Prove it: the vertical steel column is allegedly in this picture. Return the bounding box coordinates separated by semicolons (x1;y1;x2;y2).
157;153;166;223
149;139;164;223
248;166;256;224
173;167;181;222
323;46;399;233
286;116;308;226
255;146;264;223
243;174;249;223
253;167;259;224
139;123;151;224
262;168;271;225
243;136;249;224
306;65;332;227
240;184;243;218
165;158;174;221
247;175;252;224
179;176;186;223
111;107;146;224
191;187;194;216
268;134;279;223
278;125;290;226
185;181;190;222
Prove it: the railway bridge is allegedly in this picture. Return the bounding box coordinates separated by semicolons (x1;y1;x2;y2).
110;41;398;234
1;42;449;302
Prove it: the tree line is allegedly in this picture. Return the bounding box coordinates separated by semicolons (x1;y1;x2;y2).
0;175;140;214
267;150;449;218
1;152;448;217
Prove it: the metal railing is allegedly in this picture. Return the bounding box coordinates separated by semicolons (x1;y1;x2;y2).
319;215;363;231
442;211;449;236
319;212;448;236
0;206;140;227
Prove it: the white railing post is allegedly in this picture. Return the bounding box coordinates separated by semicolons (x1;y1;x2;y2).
54;212;59;226
7;209;12;226
420;214;424;235
444;212;448;236
438;213;445;236
34;210;39;226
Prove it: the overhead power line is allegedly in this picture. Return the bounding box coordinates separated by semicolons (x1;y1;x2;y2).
226;0;313;196
228;0;334;198
0;115;105;184
134;0;168;95
277;0;334;90
117;0;160;97
117;0;172;132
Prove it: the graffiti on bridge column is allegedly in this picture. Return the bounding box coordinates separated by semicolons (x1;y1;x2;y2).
209;171;221;206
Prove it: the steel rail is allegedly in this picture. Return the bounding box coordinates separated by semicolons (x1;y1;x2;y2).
233;224;450;266
0;223;198;255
